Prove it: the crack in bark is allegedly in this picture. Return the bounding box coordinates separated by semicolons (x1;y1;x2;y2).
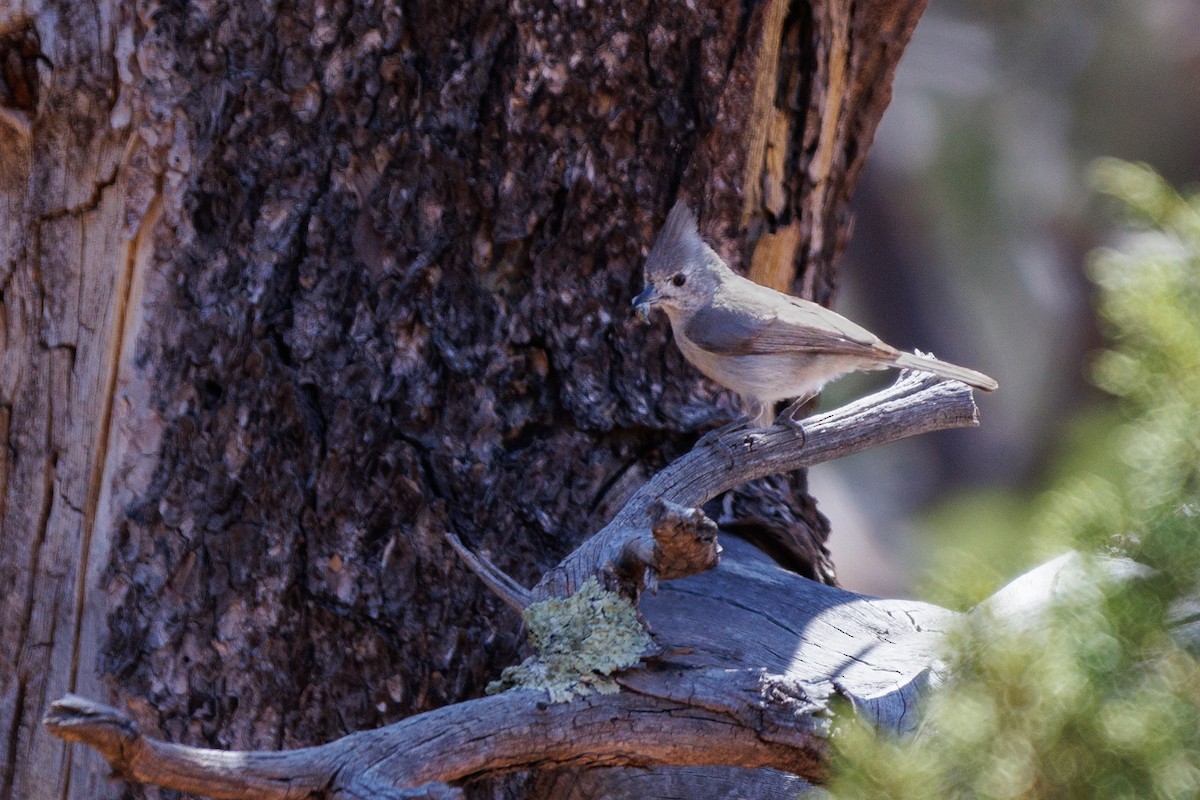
16;401;56;676
33;166;120;224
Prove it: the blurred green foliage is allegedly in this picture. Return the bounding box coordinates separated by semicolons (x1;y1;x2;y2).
827;161;1200;799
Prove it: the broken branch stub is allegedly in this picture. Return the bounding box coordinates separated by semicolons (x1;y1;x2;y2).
607;499;721;600
642;499;721;582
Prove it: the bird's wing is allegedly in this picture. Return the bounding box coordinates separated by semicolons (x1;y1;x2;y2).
684;295;892;358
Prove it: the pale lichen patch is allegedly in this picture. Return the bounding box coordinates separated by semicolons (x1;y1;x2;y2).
487;578;653;702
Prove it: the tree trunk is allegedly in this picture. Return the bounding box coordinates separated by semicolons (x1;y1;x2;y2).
0;0;924;798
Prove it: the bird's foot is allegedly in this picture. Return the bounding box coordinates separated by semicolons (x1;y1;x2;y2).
775;394;814;446
777;416;805;447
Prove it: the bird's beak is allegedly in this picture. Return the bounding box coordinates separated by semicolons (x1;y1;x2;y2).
632;282;659;324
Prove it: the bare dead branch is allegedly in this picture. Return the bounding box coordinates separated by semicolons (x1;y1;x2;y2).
54;546;1155;799
45;664;827;798
43;695;335;800
46;544;1159;800
44;536;962;797
452;372;979;608
533;371;979;600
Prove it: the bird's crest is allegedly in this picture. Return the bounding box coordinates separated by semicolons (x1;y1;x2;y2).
645;201;708;279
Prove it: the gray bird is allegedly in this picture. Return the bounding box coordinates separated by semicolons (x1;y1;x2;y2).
633;202;998;427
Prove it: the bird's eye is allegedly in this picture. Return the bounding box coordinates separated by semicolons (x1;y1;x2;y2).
672;273;687;287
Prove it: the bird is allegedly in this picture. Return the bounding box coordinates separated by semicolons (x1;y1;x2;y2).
632;201;998;427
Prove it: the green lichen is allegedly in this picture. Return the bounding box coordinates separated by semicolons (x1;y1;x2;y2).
486;578;653;702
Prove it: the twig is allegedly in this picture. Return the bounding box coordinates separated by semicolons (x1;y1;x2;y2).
445;532;532;612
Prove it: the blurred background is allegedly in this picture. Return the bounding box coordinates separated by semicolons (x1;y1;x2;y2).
812;0;1200;599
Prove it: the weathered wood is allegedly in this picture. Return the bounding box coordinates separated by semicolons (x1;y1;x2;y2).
0;10;166;800
45;667;826;797
47;544;1152;798
45;535;953;796
532;371;979;601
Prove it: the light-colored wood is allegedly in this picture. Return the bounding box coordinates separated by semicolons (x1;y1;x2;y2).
740;0;792;228
748;218;803;293
0;8;167;799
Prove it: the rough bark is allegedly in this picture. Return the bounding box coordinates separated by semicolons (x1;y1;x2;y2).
0;0;927;798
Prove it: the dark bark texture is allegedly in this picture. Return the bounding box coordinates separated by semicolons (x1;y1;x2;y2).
0;0;926;797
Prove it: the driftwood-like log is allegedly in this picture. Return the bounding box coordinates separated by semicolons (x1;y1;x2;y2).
43;374;995;798
43;536;944;798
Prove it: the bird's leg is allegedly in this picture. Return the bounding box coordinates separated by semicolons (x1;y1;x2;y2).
776;393;815;444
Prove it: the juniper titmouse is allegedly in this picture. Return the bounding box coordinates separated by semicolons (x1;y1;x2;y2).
633;202;998;427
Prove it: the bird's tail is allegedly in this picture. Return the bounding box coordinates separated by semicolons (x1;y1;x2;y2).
892;351;998;392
